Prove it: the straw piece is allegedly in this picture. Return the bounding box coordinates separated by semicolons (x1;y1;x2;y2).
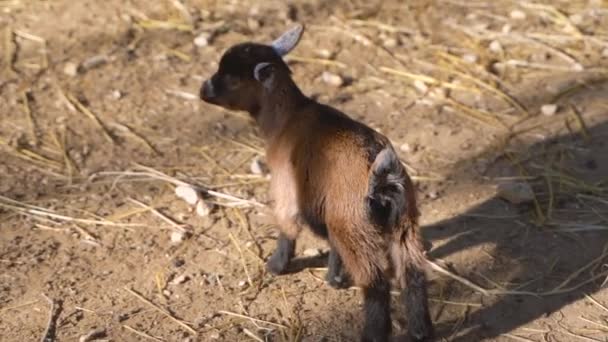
124;287;196;334
66;93;115;144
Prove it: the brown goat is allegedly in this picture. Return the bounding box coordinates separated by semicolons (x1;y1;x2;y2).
200;24;433;342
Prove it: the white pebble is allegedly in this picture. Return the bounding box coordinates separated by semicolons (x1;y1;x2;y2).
315;49;332;59
171;231;185;244
170;274;189;285
321;71;344;87
175;185;200;205
383;37;398;48
194;32;210;47
501;24;512;34
489;40;503;54
195;200;212;217
247;18;260;30
463;53;478;64
413;79;428;93
63;62;78;77
111;90;122;100
81;55;108;70
238;280;247;287
510;10;527;20
250;157;267;175
541;104;558;116
303;248;322;257
400;143;412;153
603;48;608;58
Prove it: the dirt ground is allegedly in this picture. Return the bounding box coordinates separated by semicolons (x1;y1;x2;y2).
1;0;608;341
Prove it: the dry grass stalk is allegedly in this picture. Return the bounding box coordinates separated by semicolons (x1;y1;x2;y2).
122;324;165;342
228;232;254;288
65;93;115;144
218;310;288;329
124;287;196;334
4;26;16;74
112;123;160;155
127;197;188;233
40;293;59;342
284;55;347;68
0;300;39;313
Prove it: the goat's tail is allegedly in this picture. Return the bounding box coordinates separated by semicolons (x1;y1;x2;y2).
368;147;433;341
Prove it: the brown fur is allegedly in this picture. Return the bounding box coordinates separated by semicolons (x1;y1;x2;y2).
200;26;433;341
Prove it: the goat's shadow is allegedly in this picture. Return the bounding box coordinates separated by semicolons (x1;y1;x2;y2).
417;92;608;339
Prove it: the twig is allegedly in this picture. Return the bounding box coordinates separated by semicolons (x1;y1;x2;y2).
0;300;39;313
228;233;253;288
66;93;115;144
124;287;196;334
122;324;165;342
218;310;288;329
127;197;188;233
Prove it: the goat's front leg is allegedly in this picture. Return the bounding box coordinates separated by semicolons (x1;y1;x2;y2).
266;210;302;275
326;245;351;289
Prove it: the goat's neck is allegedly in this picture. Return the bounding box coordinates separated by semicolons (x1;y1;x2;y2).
254;81;308;140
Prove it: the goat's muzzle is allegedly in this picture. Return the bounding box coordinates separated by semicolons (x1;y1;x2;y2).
200;80;216;102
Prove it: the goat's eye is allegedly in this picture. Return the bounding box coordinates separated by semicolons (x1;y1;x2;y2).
223;75;241;90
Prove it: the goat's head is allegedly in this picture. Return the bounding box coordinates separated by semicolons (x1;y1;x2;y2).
200;24;304;112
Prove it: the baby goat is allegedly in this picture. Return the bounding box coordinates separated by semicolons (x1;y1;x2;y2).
200;24;433;342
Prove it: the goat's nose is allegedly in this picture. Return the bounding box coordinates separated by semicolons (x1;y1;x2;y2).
200;80;215;100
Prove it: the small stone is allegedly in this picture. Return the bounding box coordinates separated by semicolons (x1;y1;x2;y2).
541;104;558;116
250;157;267;175
383;37;398;48
195;200;212;217
175;185;200;205
81;55;108;70
171;231;185;244
194;32;210;47
303;248;322;257
315;49;332;59
463;53;478;64
413;80;428;93
247;18;260;30
497;182;534;204
489;40;503;54
63;62;78;77
111;90;122;100
238;280;247;287
170;274;189;285
569;14;583;25
501;24;512;34
510;10;526;20
400;143;412;153
79;328;106;342
163;289;172;297
321;71;344;87
602;48;608;58
210;332;221;339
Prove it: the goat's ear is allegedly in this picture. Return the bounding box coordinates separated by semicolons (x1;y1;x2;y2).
253;62;275;88
271;24;304;56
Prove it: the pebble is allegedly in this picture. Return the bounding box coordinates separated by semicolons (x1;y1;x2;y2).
383;37;398;48
463;53;478;64
413;79;428;93
321;71;344;87
303;248;322;257
209;332;221;339
170;231;186;244
400;143;412;153
602;48;608;58
81;55;108;71
541;104;558;116
238;280;247;287
510;10;527;20
175;185;200;205
250;157;268;175
497;182;534;204
489;40;503;54
170;274;189;285
63;62;79;77
194;32;210;47
196;200;212;217
111;90;122;100
315;49;332;59
247;18;260;30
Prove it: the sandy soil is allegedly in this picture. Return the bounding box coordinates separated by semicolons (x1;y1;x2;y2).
1;0;608;341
